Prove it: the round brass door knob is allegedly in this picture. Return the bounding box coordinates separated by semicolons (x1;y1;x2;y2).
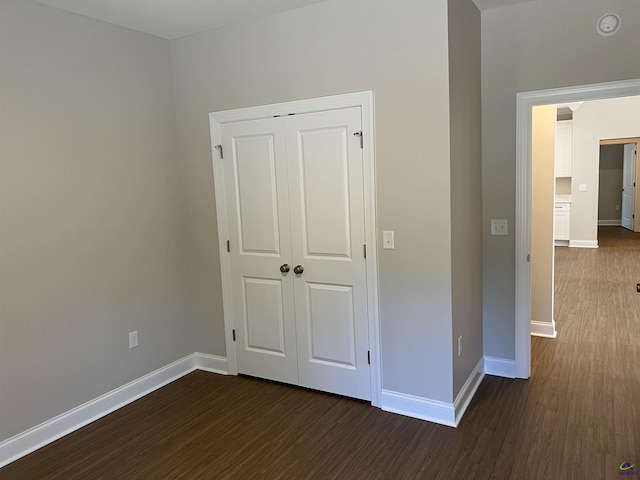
293;265;304;275
280;264;290;273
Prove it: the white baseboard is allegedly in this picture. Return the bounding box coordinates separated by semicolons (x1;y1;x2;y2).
1;353;486;464
484;356;516;378
531;319;557;338
598;219;621;226
453;357;485;426
381;390;456;427
380;359;484;428
194;352;229;375
569;240;599;248
0;352;228;468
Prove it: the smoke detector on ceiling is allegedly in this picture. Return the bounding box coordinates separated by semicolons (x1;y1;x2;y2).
596;13;621;36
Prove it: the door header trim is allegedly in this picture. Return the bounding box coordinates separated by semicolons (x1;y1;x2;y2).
212;91;374;124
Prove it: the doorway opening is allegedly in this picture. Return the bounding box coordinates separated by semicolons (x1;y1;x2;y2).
599;139;640;232
515;79;640;378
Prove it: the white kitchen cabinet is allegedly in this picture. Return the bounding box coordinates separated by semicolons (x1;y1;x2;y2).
554;203;570;241
554;120;573;178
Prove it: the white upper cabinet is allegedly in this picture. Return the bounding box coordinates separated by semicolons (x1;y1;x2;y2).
555;120;573;178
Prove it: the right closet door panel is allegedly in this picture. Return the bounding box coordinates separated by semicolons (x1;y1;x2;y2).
286;108;370;400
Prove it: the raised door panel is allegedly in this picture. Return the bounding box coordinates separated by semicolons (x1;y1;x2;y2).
243;278;287;355
233;135;282;255
221;118;298;385
297;126;352;259
306;283;356;368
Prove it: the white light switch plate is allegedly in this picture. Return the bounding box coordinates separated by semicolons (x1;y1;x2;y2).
382;231;395;249
491;219;508;235
129;331;138;349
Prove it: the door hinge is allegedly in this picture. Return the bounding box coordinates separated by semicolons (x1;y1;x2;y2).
367;350;371;365
363;244;367;259
353;131;363;149
226;240;230;252
527;254;530;262
215;144;223;159
232;329;236;341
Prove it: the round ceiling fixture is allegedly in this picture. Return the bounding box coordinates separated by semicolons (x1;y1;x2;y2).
596;13;621;36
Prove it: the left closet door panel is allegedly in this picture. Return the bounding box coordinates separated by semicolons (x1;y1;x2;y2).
221;118;299;385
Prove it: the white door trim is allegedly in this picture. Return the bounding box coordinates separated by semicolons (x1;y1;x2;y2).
515;79;640;379
209;91;382;407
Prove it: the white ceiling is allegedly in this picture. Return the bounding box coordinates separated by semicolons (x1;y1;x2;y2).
33;0;539;40
33;0;330;40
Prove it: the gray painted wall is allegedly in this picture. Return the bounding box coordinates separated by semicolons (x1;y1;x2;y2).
170;0;458;402
448;0;483;398
481;0;640;360
0;0;191;440
0;0;485;442
598;145;624;223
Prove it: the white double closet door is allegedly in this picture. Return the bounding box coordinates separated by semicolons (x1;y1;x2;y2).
221;107;371;401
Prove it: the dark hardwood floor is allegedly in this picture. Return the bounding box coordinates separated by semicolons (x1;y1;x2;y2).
1;226;639;479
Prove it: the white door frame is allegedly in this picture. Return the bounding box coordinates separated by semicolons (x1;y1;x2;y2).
600;138;640;231
209;91;382;407
515;79;640;379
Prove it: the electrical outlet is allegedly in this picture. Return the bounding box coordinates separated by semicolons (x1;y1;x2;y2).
129;331;138;349
579;184;587;192
458;335;463;357
491;219;508;235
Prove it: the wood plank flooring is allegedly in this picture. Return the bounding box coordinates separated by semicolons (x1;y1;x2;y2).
1;226;639;479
